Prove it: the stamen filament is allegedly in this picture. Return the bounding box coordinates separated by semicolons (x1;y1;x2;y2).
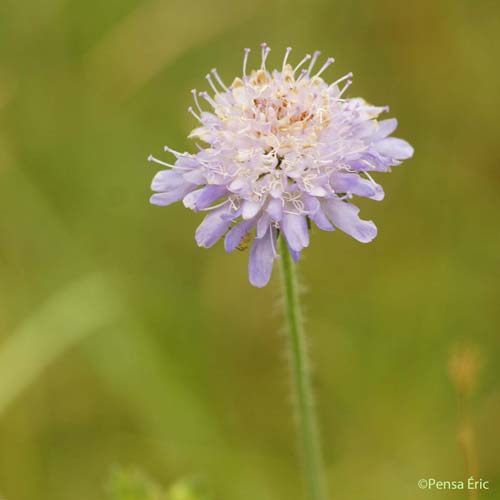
269;227;277;257
337;80;352;98
188;106;202;122
243;48;251;78
293;54;312;75
307;51;321;75
296;68;308;83
199;199;230;211
260;42;271;70
191;89;202;112
329;72;353;89
147;155;174;168
199;91;217;107
211;68;229;92
314;57;335;78
282;47;292;71
206;74;219;94
164;146;189;158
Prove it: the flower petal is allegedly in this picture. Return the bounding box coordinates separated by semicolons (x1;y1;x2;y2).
248;228;276;288
183;185;227;211
256;213;271;239
286;242;301;263
323;199;377;243
242;200;262;220
183;169;206;184
373;118;398;140
301;194;320;215
310;206;335;231
150;184;194;206
266;198;283;221
331;173;384;200
282;213;309;252
151;170;187;192
348;152;393;172
224;218;256;253
195;206;233;248
375;137;414;160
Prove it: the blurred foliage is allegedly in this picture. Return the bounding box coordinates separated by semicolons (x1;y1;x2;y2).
107;468;168;500
1;0;500;499
107;468;211;500
166;478;213;500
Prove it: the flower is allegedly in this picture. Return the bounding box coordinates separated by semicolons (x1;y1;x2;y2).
149;44;413;287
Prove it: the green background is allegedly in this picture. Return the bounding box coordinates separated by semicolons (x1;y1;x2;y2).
0;0;499;498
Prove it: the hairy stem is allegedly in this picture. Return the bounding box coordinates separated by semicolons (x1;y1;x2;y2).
279;236;328;500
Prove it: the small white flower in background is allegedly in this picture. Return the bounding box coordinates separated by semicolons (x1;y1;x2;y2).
149;44;413;287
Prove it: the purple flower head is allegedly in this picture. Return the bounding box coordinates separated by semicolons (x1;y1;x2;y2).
149;44;413;287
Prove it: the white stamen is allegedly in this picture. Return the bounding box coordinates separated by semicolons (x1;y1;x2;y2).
211;68;229;92
293;54;312;75
164;146;185;158
314;57;335;78
282;47;292;71
199;199;230;211
191;89;202;112
364;171;377;185
206;74;219;94
307;50;321;75
199;91;217;107
148;155;174;168
292;199;305;212
329;72;353;89
188;106;202;122
229;196;240;211
260;42;271;70
269;227;277;257
337;79;352;98
296;68;308;83
243;48;250;78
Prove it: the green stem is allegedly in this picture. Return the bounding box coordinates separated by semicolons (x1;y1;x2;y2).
279;236;328;500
